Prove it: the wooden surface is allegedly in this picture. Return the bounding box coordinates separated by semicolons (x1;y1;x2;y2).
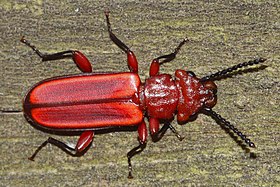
1;1;279;186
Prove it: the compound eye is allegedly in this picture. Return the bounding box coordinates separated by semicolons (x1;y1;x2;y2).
205;96;217;108
203;81;217;94
186;71;196;77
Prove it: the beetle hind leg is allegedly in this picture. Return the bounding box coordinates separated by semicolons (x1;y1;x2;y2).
28;131;94;161
127;143;146;179
20;36;92;73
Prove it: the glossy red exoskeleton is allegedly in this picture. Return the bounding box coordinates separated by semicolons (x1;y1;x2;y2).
21;11;266;178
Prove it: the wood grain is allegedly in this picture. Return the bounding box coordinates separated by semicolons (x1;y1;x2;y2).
1;1;279;186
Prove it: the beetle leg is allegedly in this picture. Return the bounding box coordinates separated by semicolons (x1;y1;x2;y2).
28;131;94;161
149;59;160;76
149;117;160;136
105;11;138;73
150;120;184;142
20;36;92;73
149;118;168;142
168;123;184;141
127;121;147;178
75;131;94;152
149;38;189;76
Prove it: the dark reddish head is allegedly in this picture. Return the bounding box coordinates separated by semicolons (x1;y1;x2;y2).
175;70;217;123
174;58;266;148
201;80;217;108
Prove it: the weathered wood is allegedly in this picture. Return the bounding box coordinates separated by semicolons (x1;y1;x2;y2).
1;1;279;186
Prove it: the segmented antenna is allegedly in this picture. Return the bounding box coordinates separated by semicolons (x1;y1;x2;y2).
201;58;267;81
203;108;255;148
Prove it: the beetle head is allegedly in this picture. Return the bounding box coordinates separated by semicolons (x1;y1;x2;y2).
175;70;217;123
201;80;217;108
174;58;266;149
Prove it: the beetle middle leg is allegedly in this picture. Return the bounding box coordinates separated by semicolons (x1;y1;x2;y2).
20;36;92;73
149;38;189;76
105;11;138;73
28;131;94;160
127;121;147;178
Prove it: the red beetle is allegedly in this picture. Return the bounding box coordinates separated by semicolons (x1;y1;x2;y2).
21;11;266;178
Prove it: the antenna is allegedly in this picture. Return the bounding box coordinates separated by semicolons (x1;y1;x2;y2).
203;108;255;148
201;58;266;81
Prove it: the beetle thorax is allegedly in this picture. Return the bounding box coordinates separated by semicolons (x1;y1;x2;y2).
141;71;217;122
143;74;179;120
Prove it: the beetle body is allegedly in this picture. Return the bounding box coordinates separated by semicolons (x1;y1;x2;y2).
21;11;265;178
24;71;217;133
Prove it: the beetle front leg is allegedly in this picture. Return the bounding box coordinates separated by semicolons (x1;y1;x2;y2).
20;37;92;73
105;11;138;73
127;121;147;178
149;118;184;142
149;38;188;76
28;131;94;160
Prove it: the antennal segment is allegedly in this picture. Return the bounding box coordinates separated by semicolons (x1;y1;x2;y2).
201;58;266;81
203;108;256;148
